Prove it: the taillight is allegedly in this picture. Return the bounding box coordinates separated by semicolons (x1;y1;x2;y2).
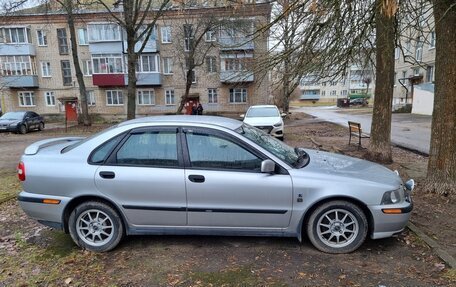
17;162;25;181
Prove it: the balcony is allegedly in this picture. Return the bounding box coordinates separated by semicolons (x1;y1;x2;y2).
123;39;158;53
134;73;162;86
92;74;126;86
219;36;254;51
89;42;123;54
220;71;254;83
0;44;35;56
0;75;38;88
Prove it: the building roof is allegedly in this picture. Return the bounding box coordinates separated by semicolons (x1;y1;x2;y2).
119;115;243;130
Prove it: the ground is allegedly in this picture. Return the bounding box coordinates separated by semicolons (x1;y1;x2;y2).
0;115;455;286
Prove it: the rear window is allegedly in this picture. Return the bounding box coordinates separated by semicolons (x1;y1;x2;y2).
246;107;279;118
61;124;119;153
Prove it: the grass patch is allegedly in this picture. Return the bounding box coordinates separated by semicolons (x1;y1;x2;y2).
0;171;20;203
443;268;456;282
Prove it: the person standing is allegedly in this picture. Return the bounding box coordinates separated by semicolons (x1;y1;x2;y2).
197;103;204;115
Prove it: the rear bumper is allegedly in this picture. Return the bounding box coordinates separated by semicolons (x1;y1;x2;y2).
18;191;71;230
368;201;413;239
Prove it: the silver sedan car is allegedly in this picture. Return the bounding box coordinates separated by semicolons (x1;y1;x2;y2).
17;116;414;253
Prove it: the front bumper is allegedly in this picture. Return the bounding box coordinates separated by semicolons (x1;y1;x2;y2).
18;191;71;230
0;126;18;133
369;201;413;239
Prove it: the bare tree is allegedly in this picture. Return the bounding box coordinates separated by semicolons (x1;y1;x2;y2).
56;0;91;125
94;0;171;120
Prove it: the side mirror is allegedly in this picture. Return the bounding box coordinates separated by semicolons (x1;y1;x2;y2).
240;114;245;119
261;159;275;174
281;113;287;117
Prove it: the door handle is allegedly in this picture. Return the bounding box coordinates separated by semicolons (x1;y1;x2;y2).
99;171;115;179
188;174;205;183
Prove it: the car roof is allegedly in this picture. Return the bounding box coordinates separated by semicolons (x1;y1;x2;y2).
118;115;243;131
248;105;278;109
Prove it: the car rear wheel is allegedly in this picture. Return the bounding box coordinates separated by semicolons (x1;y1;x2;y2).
38;122;44;131
307;200;368;253
19;124;27;134
68;201;124;252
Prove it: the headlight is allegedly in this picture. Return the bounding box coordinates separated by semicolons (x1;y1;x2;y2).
381;188;402;205
273;121;283;127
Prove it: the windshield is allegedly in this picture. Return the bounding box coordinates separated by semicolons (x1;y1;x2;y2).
246;107;279;118
0;112;25;120
236;124;309;168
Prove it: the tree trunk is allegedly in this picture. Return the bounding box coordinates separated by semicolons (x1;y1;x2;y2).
65;0;90;126
124;2;137;120
366;0;396;163
176;68;194;114
425;0;456;194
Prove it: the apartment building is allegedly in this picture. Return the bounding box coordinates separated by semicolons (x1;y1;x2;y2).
299;65;375;102
0;1;271;118
393;5;435;114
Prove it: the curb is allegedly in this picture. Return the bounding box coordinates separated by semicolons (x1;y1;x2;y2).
407;222;456;269
0;194;16;205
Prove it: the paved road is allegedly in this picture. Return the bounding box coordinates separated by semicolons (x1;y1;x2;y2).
293;106;431;154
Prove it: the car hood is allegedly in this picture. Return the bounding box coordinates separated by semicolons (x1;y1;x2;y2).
0;119;21;125
301;149;402;187
243;116;282;126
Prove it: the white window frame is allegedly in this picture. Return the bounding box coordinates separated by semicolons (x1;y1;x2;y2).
229;88;247;103
187;70;197;84
41;61;51;77
165;89;175;105
87;23;121;42
18;91;35;107
87;90;96;106
163;57;173;74
137;90;155;106
36;30;47;46
208;88;218;104
429;31;435;49
206;56;217;73
394;47;400;59
0;55;35;76
106;90;124;106
82;60;92;76
160;26;172;43
205;30;216;42
92;54;124;74
78;28;89;45
2;27;31;44
426;65;434;83
136;54;159;73
45;91;56;106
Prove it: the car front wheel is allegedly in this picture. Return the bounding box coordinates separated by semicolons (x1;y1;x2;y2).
38;122;44;131
68;201;124;252
19;124;27;134
307;200;368;253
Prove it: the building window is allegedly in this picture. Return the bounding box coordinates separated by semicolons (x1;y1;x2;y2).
415;37;423;62
137;90;155;105
394;47;400;59
402;70;407;82
57;28;69;55
205;30;216;42
225;58;249;71
330;81;337;86
61;60;72;86
413;67;420;76
106;90;123;106
208;88;218;104
92;54;124;74
330;90;337;96
321;81;326;86
187;70;196;84
165;89;175;105
0;27;31;44
36;30;47;46
341;90;347;96
429;31;435;49
405;40;412;55
184;24;193;51
229;88;247;103
18;91;35;106
45;91;56;106
87;90;96;106
321;91;326;96
206;56;217;73
163;57;173;74
78;28;88;45
0;55;34;76
161;26;171;43
88;24;121;42
136;54;159;73
41;61;51;77
426;65;434;83
82;60;92;76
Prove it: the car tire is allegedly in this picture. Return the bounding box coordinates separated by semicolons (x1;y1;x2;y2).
68;201;124;252
19;124;27;134
38;122;44;131
306;200;368;254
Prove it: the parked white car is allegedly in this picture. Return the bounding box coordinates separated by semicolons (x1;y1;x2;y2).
241;105;285;140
